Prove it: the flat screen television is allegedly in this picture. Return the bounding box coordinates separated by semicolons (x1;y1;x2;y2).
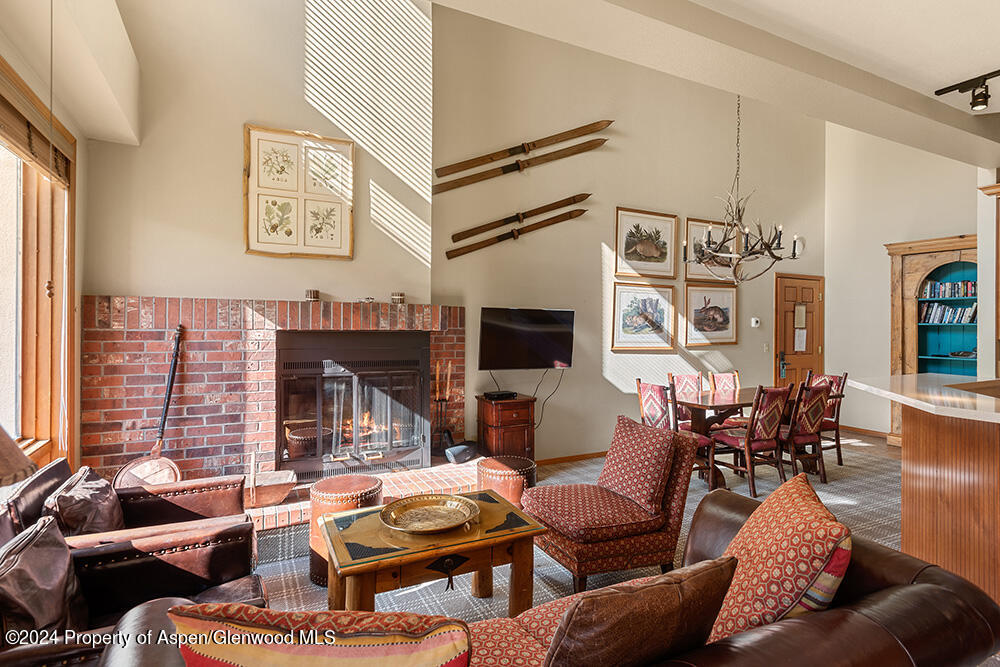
479;307;574;370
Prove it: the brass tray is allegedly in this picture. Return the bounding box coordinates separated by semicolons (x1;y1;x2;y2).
379;494;480;535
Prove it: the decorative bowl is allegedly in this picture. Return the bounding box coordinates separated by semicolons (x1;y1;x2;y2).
378;494;480;534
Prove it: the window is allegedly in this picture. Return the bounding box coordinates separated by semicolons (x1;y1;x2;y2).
0;144;20;438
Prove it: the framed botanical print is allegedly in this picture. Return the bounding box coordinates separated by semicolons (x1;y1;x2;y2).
612;281;676;351
685;283;738;346
684;218;739;282
244;124;354;259
615;207;677;279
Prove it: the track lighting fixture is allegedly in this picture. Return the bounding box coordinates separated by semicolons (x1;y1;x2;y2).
936;69;1000;112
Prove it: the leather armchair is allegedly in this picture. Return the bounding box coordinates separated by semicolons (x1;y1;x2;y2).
0;515;265;666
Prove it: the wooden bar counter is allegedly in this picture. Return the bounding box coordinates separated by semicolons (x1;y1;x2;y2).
850;373;1000;601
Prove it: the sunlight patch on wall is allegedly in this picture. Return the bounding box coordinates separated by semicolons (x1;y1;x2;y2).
304;0;432;202
370;180;431;267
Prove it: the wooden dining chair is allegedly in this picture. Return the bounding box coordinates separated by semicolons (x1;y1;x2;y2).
709;370;748;429
779;382;832;483
666;372;703;430
709;384;793;498
806;370;849;466
636;379;715;481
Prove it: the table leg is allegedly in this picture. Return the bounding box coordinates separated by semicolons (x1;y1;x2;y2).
471;564;494;598
345;573;376;612
508;537;534;617
327;563;346;611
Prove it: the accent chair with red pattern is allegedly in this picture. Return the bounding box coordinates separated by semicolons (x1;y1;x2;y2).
779;382;832;483
521;416;698;594
709;370;749;429
807;370;849;466
709;385;793;498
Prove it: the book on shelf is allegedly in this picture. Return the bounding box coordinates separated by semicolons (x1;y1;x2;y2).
918;301;977;324
920;280;977;299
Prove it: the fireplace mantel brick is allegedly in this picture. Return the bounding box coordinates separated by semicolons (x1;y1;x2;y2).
80;296;465;479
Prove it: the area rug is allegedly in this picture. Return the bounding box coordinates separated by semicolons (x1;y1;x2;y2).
257;436;900;621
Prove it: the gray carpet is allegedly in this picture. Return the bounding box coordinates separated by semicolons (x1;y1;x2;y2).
257;435;901;621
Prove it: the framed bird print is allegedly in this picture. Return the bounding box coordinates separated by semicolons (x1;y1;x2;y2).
615;207;677;279
612;281;676;351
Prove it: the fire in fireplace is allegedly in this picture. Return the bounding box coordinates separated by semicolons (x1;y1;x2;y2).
276;331;431;481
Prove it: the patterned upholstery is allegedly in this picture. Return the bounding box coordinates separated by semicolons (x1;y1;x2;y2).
636;381;672;430
810;373;845;420
525;430;698;582
668;373;702;421
520;484;665;543
750;386;792;441
778;425;819;446
709;474;852;642
468;617;546;666
719;416;749;429
167;603;471;666
710;371;739;393
712;428;776;452
596;415;675;514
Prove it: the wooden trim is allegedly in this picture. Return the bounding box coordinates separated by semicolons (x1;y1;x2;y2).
613;206;678;279
536;450;606;465
978;183;1000;197
884;234;976;256
65;160;76;468
0;54;76;153
611;281;676;351
772;273;825;385
840;425;889;439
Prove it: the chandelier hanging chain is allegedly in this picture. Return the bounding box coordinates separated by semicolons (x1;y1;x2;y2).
683;94;798;284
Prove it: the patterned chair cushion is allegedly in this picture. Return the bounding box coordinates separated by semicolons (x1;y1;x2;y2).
167;603;471;666
596;415;675;514
820;418;838;433
712;428;777;452
709;473;852;642
810;374;845;419
637;382;672;430
535;526;678;576
468;617;546;667
522;484;665;543
779;425;821;446
717;416;749;430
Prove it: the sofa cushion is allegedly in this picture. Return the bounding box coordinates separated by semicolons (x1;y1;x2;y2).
6;458;71;532
545;557;738;666
521;483;665;543
42;466;125;536
469;617;547;667
596;415;675;513
168;603;470;666
0;516;87;647
710;473;852;642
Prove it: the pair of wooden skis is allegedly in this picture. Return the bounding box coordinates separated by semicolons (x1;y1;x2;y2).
445;193;590;259
433;120;612;194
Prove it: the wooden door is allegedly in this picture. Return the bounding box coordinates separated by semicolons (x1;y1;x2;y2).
774;273;825;387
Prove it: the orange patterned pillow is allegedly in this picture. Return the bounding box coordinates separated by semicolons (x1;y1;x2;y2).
167;603;470;666
709;473;852;642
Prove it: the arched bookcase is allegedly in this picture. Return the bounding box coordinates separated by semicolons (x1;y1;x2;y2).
916;261;977;376
885;234;977;445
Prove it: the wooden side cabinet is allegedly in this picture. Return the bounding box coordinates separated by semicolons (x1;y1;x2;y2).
477;394;536;459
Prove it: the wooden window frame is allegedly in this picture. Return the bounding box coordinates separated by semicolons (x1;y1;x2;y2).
0;54;77;468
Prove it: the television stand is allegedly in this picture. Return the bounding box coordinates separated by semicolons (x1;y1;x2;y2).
477;393;536;459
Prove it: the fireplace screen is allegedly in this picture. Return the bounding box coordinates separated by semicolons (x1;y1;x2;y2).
277;332;430;479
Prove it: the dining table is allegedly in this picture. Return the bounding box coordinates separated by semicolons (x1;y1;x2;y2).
675;387;845;488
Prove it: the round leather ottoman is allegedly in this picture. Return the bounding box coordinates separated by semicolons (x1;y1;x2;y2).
477;456;536;508
309;475;383;585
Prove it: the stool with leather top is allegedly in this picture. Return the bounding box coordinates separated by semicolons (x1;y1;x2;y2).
477;456;536;508
309;475;383;585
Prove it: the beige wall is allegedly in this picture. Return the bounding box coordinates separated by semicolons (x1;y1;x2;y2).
824;123;979;433
84;0;432;302
433;7;825;458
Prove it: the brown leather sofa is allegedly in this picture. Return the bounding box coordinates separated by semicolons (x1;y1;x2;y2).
1;515;264;666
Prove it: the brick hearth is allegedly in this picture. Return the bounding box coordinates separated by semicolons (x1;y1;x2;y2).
80;296;465;480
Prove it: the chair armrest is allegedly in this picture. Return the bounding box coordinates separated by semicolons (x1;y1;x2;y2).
65;514;246;550
681;489;758;567
98;597;191;667
71;515;255;620
116;475;245;527
0;641;105;667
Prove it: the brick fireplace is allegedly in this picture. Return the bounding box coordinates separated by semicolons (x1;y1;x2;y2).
80;297;465;480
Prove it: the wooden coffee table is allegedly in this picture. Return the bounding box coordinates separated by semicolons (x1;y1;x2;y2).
319;488;547;617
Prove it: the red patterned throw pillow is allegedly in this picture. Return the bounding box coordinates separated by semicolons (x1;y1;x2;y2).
597;415;675;514
167;603;470;666
709;473;852;642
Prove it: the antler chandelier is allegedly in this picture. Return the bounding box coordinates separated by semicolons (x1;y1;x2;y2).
683;96;798;285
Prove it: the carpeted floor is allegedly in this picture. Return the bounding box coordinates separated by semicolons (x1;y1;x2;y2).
257;433;901;620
